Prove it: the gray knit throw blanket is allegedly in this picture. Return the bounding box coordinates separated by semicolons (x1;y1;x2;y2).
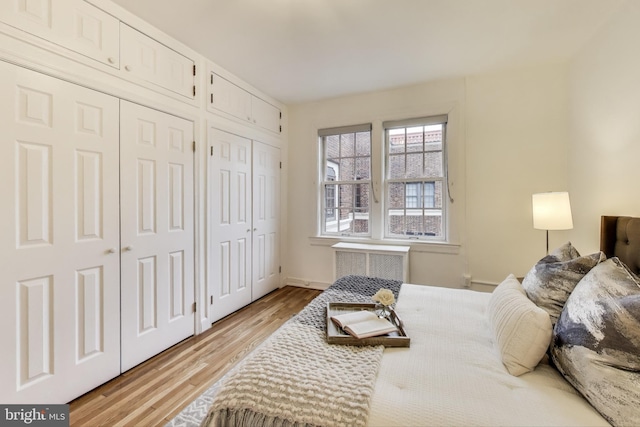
200;275;402;427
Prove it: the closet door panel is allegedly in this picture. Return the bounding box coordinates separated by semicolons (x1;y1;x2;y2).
120;101;194;372
208;128;252;322
252;141;281;299
0;61;120;404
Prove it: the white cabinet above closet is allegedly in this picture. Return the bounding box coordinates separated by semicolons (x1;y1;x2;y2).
120;23;196;99
0;0;120;67
209;72;282;134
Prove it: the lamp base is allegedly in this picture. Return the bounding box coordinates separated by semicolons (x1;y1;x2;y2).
546;230;549;255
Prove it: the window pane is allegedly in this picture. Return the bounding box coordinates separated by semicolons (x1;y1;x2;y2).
425;214;443;238
389;154;405;179
355;157;370;180
406;127;423;153
339;157;355;181
338;184;353;208
354;183;370;208
384;117;446;240
424;151;442;176
388;183;405;209
388;213;406;237
388;129;405;154
354;208;369;234
434;181;443;209
405;153;423;178
340;133;355;157
355;132;370;156
326;135;339;160
404;210;424;236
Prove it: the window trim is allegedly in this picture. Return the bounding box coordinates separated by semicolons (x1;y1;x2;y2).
384;116;449;241
319;123;372;237
316;114;452;244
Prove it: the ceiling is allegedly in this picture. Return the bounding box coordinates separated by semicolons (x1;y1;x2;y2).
110;0;623;105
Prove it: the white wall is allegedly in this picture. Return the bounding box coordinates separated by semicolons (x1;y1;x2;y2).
465;63;571;284
286;62;572;290
567;0;640;254
286;79;467;289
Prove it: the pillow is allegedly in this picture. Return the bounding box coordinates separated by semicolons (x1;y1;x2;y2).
488;274;553;376
551;257;640;426
522;242;605;325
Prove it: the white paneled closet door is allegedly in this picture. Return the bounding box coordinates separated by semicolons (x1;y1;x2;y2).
120;101;195;372
208;129;253;322
252;141;281;300
0;61;120;403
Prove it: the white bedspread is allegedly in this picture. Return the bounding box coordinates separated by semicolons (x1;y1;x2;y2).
367;284;610;427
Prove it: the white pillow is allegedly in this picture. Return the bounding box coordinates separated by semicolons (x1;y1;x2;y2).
488;274;553;376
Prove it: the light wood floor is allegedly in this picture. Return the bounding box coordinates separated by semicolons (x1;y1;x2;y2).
68;286;321;426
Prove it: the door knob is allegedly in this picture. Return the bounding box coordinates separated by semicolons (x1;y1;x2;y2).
123;246;133;252
107;248;117;254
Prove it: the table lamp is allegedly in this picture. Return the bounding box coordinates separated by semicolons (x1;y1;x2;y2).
532;191;573;254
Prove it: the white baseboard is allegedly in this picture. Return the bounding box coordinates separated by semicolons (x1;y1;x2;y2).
285;277;331;291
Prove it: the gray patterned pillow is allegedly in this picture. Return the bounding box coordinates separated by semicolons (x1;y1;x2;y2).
522;242;605;325
551;257;640;426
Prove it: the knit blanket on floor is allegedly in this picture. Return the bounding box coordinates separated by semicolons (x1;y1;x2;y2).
200;275;402;427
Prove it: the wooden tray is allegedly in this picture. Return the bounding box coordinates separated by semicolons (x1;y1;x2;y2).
326;302;410;347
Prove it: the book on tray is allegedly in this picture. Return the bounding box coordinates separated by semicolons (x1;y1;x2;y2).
330;310;398;339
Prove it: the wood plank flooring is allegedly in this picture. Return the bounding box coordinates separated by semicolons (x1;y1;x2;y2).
68;286;321;426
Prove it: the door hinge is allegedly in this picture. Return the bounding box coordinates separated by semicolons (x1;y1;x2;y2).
210;93;213;104
210;295;213;304
210;146;214;156
192;302;196;313
193;85;196;97
279;125;282;133
279;266;282;273
279;111;282;119
210;74;213;85
193;64;196;76
192;141;196;152
279;162;282;169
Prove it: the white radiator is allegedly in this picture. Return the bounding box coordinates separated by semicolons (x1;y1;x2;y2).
332;242;410;282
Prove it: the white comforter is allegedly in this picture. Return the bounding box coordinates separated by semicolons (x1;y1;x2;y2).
367;284;610;427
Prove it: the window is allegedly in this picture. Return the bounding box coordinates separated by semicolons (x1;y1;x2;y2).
405;182;435;209
385;116;447;239
319;124;371;236
318;115;448;242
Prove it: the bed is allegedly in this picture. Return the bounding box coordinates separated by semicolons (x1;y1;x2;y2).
200;216;640;427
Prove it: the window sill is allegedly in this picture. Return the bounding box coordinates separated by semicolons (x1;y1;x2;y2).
308;236;460;255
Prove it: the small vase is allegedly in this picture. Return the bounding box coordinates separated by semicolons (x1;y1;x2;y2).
375;303;392;319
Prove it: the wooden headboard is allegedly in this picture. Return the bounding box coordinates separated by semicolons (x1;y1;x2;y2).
600;216;640;275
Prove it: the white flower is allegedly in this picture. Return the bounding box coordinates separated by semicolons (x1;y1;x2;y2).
372;288;395;306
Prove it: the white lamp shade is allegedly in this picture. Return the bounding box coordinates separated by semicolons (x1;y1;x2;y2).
532;192;573;230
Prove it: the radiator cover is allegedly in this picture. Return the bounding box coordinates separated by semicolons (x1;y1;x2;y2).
332;242;410;282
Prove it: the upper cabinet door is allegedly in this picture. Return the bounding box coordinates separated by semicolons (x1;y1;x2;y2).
210;73;252;122
252;96;281;134
209;72;281;133
0;0;120;68
120;23;195;99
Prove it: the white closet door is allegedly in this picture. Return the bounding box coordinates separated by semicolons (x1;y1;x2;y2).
252;141;281;299
208;129;253;322
120;101;194;371
0;62;120;403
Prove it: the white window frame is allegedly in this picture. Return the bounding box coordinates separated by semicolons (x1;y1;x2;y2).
383;115;449;241
319;124;372;237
